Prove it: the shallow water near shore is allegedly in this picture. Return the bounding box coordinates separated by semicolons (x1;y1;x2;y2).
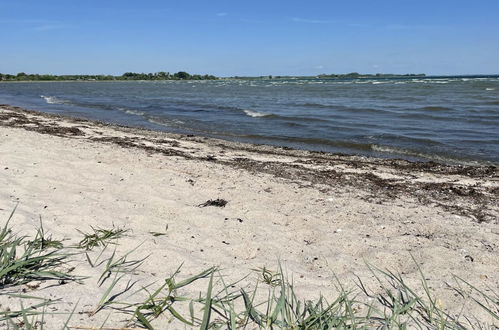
1;76;498;165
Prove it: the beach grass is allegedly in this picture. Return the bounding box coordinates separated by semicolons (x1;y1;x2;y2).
77;226;129;250
0;207;78;289
1;209;497;329
27;218;64;251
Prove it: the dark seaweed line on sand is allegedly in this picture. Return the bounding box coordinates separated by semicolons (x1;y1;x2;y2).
1;105;497;223
223;157;497;223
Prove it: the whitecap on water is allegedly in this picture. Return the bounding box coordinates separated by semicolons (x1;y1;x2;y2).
147;117;184;127
147;118;168;127
40;95;68;105
244;110;271;118
121;108;146;116
370;144;482;166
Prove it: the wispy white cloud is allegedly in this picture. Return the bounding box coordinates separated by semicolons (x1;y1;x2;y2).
216;12;228;17
0;19;53;24
239;18;265;24
385;24;414;30
32;24;67;31
291;17;334;24
348;23;370;28
384;24;431;30
0;19;69;31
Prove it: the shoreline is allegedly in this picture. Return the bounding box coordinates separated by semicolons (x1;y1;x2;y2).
2;80;498;167
1;104;498;223
2;104;498;168
0;104;498;327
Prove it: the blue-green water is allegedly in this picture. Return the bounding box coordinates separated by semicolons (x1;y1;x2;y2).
1;76;498;165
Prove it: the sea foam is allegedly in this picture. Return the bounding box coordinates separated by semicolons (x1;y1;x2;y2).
370;144;480;166
122;108;146;116
244;110;271;118
40;95;68;104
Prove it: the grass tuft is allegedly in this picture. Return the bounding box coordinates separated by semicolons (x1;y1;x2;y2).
77;226;129;250
0;213;78;289
1;207;497;329
27;217;64;250
132;266;217;328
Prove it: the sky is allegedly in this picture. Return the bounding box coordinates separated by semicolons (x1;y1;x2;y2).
1;0;498;76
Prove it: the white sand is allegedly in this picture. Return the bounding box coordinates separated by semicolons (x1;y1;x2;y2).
0;106;498;328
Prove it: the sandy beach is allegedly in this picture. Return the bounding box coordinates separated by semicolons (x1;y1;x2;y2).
0;105;498;328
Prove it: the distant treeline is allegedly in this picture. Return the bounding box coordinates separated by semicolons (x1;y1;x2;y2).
316;72;426;79
0;71;218;81
230;73;427;79
0;71;428;82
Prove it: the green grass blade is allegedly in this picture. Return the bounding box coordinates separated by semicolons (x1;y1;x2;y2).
200;272;214;330
136;310;155;330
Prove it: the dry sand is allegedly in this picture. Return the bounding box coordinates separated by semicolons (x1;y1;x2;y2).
0;105;498;328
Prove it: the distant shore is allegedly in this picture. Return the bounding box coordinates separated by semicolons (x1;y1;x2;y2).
3;72;499;82
0;105;498;327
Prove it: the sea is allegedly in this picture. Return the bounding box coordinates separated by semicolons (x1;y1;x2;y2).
1;76;498;165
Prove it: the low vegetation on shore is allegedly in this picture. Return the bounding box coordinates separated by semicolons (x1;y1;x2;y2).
0;72;433;82
0;71;218;82
1;207;497;329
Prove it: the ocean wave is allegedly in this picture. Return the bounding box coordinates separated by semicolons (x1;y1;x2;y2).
485;88;496;91
298;102;336;109
121;108;146;116
244;110;272;118
147;118;168;127
294;102;395;114
40;95;70;105
240;108;332;123
421;106;453;111
370;144;480;165
147;116;184;127
239;134;375;151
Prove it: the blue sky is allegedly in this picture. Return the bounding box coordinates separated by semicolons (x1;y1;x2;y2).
1;0;498;76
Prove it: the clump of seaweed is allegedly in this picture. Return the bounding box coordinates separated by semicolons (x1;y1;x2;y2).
198;199;228;208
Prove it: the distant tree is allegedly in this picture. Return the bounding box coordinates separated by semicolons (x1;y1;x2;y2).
156;71;169;79
174;71;191;79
